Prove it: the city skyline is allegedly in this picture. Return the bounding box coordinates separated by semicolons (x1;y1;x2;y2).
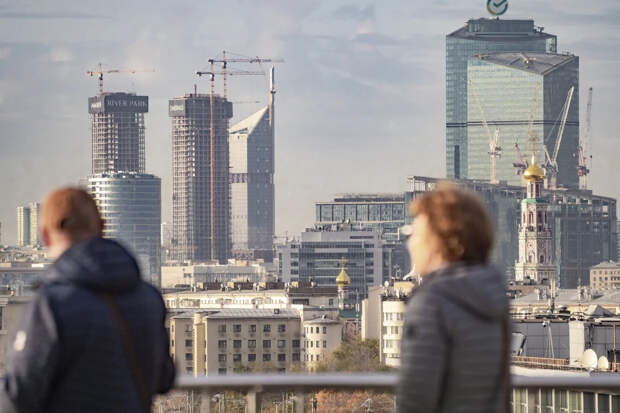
1;0;620;245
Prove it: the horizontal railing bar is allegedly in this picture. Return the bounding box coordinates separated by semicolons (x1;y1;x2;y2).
175;373;620;392
176;373;397;391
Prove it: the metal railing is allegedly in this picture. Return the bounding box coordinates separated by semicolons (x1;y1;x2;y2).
174;372;620;413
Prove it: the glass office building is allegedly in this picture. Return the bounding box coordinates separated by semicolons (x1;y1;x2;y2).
467;52;579;188
86;172;161;287
407;176;617;288
229;106;275;261
446;18;557;179
315;194;405;242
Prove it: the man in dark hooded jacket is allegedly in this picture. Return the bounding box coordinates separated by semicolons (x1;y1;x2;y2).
0;187;175;412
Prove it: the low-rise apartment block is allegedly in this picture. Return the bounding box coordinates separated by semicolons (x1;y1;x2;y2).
303;316;342;370
590;261;620;291
170;309;301;375
361;280;415;367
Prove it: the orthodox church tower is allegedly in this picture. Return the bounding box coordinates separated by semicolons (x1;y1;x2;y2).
514;156;557;287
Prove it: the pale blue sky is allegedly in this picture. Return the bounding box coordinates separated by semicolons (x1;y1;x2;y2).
1;0;619;244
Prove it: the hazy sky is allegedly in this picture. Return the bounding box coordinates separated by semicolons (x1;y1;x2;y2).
1;0;619;245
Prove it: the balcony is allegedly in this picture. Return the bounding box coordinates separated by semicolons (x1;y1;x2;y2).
172;373;620;413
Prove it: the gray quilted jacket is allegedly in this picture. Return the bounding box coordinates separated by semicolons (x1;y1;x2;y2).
396;264;510;413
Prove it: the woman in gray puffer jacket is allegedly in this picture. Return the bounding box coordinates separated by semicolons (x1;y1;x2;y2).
397;183;510;413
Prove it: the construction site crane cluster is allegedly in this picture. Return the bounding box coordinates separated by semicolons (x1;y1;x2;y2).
86;53;282;264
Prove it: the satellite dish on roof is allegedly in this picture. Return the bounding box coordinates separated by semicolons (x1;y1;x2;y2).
582;349;598;369
598;356;610;371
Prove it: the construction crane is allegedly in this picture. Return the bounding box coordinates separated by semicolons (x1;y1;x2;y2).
195;67;264;260
86;63;154;94
208;50;284;98
514;84;541;175
577;87;593;189
513;142;528;175
542;86;574;189
468;79;502;184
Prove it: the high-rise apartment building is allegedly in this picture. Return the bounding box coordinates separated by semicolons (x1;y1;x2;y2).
446;18;556;179
28;202;41;246
468;52;579;187
86;172;161;287
230;68;276;262
88;93;148;174
169;93;233;264
16;206;30;247
86;91;161;286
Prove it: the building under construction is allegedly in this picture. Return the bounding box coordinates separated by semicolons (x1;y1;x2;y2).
169;93;233;264
88;92;148;174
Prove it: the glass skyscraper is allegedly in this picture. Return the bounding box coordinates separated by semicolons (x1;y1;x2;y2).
86;172;162;287
446;18;557;179
467;52;579;188
229;106;275;261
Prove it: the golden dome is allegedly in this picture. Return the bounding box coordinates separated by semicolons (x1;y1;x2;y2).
336;259;350;285
523;156;545;182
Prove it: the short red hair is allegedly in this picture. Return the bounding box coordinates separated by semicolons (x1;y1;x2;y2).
410;182;494;264
41;187;102;241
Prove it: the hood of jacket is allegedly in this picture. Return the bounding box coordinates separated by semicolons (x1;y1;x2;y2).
48;237;141;294
423;263;508;321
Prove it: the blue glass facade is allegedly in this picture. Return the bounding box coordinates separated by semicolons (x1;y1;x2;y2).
87;172;162;287
467;53;579;188
446;19;556;179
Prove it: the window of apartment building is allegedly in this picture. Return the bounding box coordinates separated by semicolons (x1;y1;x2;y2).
171;324;174;333
310;341;313;348
233;354;242;363
263;324;271;333
218;368;226;375
185;339;192;347
263;340;271;348
219;354;226;362
329;299;334;306
263;354;271;362
315;327;319;333
278;324;286;332
292;339;300;348
185;324;192;332
310;355;314;361
322;326;326;334
292;353;300;362
248;354;256;362
233;324;242;333
278;354;286;362
186;367;193;374
250;324;257;333
248;339;256;349
185;353;193;361
218;324;226;333
218;340;227;350
316;341;319;348
171;339;174;347
233;340;242;349
323;340;327;348
277;340;286;348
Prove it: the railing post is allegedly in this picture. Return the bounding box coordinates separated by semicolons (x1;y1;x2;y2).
295;390;305;413
198;391;211;413
247;387;262;413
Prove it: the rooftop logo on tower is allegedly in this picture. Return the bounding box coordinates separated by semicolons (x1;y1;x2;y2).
487;0;508;16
